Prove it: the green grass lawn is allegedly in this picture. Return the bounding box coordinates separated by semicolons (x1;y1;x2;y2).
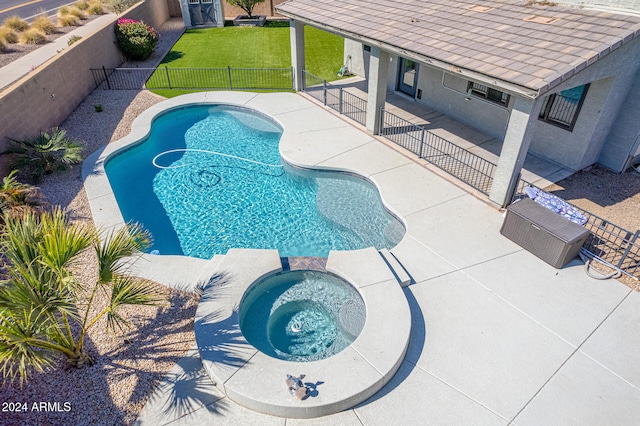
150;22;344;97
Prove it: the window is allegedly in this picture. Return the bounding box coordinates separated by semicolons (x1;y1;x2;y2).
467;82;509;106
363;45;371;52
539;84;589;131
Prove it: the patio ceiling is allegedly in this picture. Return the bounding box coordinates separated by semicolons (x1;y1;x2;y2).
276;0;640;97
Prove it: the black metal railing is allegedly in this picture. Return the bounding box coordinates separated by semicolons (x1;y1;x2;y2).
91;66;295;91
302;70;367;126
380;109;496;195
514;179;640;279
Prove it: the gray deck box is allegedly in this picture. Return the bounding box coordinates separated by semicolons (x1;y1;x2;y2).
500;198;590;268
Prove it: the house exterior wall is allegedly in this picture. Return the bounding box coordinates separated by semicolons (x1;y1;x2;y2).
529;38;640;172
344;34;640;173
556;0;640;11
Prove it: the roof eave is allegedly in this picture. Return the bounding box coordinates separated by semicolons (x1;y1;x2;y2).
276;8;542;99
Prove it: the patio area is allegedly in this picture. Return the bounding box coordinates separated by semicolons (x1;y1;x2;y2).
129;92;640;426
323;76;575;194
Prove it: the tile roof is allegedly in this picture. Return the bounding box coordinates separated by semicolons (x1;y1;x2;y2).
276;0;640;96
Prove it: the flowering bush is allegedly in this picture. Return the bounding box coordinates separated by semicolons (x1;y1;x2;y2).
114;17;158;60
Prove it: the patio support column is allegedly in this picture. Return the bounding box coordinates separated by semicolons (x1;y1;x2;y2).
365;47;390;134
289;19;305;91
489;96;543;207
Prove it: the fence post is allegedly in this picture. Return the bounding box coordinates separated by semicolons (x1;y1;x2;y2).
228;66;233;90
323;80;327;105
165;66;172;89
418;129;425;158
339;88;343;115
292;67;296;91
102;66;111;90
378;107;384;135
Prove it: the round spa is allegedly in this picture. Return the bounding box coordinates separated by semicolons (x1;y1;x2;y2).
193;249;412;419
239;270;366;362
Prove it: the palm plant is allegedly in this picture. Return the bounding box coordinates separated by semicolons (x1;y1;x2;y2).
0;170;42;221
0;209;162;384
6;127;82;182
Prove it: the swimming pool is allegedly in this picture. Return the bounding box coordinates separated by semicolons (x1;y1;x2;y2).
105;104;404;258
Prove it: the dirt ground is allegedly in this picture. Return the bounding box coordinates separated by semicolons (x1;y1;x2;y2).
544;164;640;233
544;164;640;290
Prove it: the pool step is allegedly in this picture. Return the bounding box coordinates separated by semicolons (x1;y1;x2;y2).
379;249;412;287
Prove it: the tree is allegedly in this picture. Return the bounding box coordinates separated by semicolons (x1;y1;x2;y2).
0;209;163;384
227;0;265;19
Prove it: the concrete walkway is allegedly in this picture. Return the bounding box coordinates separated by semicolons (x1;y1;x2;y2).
121;92;640;425
0;13;117;91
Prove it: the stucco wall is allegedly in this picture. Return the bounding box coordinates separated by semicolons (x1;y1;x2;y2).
529;37;640;171
222;0;287;18
0;0;171;171
556;0;640;11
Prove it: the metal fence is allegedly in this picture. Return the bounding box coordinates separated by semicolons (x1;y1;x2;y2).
90;66;295;91
380;109;496;195
302;71;367;126
515;179;640;279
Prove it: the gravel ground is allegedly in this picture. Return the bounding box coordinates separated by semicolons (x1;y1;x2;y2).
0;16;100;69
0;19;195;426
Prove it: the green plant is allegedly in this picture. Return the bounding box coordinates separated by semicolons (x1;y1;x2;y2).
0;170;42;221
68;35;82;46
7;127;83;182
18;28;47;45
0;209;163;384
108;0;139;14
2;15;29;32
226;0;266;19
94;104;103;112
0;26;19;44
31;15;57;35
0;37;6;53
114;18;158;61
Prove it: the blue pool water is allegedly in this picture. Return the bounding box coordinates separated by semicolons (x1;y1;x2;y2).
239;270;366;362
105;105;404;258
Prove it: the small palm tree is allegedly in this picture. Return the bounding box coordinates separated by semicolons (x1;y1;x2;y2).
0;170;42;221
6;127;82;182
0;209;163;384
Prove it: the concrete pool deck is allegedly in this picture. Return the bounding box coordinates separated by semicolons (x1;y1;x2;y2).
81;92;640;425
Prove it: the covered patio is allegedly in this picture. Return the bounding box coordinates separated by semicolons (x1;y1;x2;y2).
304;75;574;197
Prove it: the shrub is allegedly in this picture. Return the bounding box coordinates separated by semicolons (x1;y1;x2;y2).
2;15;29;32
87;0;105;15
18;28;47;45
226;0;265;19
57;13;80;27
75;0;90;10
114;18;158;61
68;35;82;46
0;26;19;44
108;0;139;14
0;37;5;53
31;15;57;35
67;6;87;19
7;127;83;182
0;170;43;221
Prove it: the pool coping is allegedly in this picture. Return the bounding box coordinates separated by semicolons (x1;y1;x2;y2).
81;92;414;417
194;248;411;418
81;91;410;287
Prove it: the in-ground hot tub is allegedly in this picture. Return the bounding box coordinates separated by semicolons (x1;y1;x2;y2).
240;270;366;362
194;248;411;419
